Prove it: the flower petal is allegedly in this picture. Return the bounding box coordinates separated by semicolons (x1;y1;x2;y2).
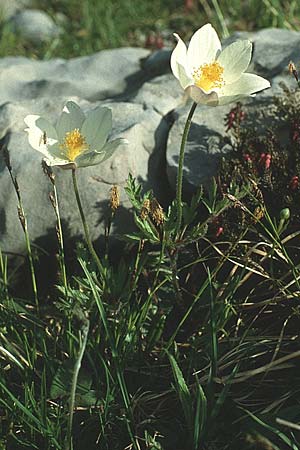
217;94;248;106
221;73;271;98
171;33;188;80
81;106;112;151
75;138;128;168
186;85;218;106
187;23;221;71
174;62;194;90
56;101;85;141
24;114;61;160
217;40;252;83
49;160;77;169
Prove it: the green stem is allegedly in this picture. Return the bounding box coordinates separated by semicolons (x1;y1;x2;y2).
65;317;90;450
23;219;38;309
52;183;68;295
175;102;197;237
71;169;103;274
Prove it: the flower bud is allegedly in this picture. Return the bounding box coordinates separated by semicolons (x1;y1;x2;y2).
280;208;290;221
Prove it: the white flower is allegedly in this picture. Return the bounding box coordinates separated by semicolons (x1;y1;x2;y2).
24;101;128;169
171;23;270;106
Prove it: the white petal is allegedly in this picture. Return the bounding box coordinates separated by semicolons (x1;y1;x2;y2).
24;114;59;157
56;101;85;141
24;114;45;152
24;114;41;131
187;24;221;71
171;33;188;80
175;62;194;90
186;85;218;106
49;160;77;169
217;40;252;83
217;94;247;106
75;138;128;168
81;106;112;151
100;138;128;163
221;73;271;97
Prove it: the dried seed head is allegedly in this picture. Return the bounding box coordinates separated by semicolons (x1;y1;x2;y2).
150;198;165;226
140;199;151;219
110;185;120;212
42;160;55;184
289;60;299;82
49;192;56;208
17;206;26;231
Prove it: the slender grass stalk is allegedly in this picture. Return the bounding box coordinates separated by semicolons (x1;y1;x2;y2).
52;188;68;292
3;145;38;310
210;0;229;37
262;0;293;29
167;247;183;305
208;267;218;385
0;380;62;449
0;248;8;299
175;102;197;238
165;225;250;351
65;316;90;450
71;169;103;275
80;260;138;450
43;163;68;295
130;238;147;292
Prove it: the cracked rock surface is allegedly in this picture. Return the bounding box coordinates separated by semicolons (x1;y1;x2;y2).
0;28;297;253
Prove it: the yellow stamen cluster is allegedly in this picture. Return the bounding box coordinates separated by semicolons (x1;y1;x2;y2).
60;128;88;161
193;61;224;92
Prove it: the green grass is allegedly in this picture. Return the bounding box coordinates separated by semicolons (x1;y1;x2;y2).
2;86;300;448
0;0;300;59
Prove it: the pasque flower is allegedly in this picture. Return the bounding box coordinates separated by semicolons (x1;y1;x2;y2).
171;23;270;106
24;101;128;169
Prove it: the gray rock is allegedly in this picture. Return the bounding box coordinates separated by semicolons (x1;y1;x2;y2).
9;9;61;43
0;98;169;254
133;74;183;116
142;48;172;77
227;28;300;78
0;0;32;20
0;26;300;255
0;47;150;104
166;102;230;190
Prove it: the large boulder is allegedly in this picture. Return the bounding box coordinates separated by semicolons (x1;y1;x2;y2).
0;27;299;255
0;47;151;104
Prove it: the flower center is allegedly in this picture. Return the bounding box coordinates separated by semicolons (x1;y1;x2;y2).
60;128;88;161
193;61;224;92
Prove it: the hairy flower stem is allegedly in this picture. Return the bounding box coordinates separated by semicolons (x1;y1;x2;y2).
175;102;197;237
72;169;103;275
65;317;90;450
